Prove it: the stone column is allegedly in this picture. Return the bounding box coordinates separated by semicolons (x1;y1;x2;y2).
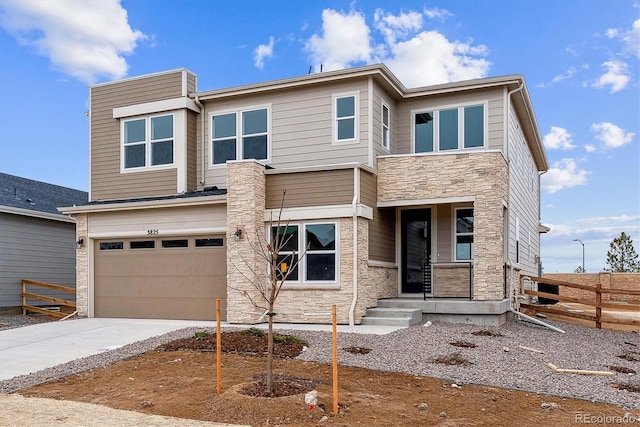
225;161;266;323
75;213;89;317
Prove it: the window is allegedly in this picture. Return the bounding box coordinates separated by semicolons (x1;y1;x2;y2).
334;94;357;142
130;240;155;249
162;239;188;248
414;104;485;153
195;238;224;247
211;108;268;165
123;114;174;169
271;222;337;283
455;208;474;261
382;103;390;150
99;242;123;250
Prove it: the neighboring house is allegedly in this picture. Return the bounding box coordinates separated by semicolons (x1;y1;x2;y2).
60;64;548;326
0;173;88;313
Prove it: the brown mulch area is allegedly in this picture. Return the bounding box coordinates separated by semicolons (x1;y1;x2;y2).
18;329;638;426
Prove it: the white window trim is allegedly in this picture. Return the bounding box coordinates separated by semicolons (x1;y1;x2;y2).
411;100;488;154
381;102;390;151
332;92;359;145
269;221;339;285
209;105;271;168
121;113;176;173
454;207;474;262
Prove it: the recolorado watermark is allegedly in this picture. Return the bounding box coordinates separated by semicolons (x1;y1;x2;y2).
575;413;638;424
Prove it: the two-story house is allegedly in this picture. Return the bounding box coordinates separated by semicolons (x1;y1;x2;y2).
61;64;548;326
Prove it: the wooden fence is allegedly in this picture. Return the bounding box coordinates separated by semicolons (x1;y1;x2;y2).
520;275;640;329
22;279;76;319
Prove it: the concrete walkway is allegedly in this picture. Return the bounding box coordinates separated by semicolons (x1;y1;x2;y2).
0;317;403;381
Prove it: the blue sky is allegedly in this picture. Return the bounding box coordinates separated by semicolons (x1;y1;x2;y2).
0;0;638;273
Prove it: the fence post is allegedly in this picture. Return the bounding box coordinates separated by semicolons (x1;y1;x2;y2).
22;280;26;315
595;282;602;329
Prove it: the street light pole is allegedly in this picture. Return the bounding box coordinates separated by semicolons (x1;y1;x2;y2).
573;239;585;272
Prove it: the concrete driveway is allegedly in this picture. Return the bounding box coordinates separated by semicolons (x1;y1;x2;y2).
0;318;217;381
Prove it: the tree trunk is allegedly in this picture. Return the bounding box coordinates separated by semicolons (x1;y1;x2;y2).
266;302;274;394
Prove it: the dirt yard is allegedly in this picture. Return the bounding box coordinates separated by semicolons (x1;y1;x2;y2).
16;329;638;426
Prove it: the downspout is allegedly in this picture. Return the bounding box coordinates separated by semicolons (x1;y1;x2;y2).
507;257;564;333
193;96;206;185
348;167;360;326
505;81;524;161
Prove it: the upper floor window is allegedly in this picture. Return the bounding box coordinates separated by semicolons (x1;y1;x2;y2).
455;208;474;261
414;104;485;153
211;107;269;165
334;93;357;143
123;114;174;169
382;103;390;150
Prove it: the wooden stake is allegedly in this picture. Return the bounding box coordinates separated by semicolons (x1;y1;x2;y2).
547;363;614;376
332;305;338;414
518;345;543;354
216;298;222;395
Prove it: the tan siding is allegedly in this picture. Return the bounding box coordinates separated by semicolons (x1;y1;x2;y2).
395;87;504;155
436;205;452;262
368;208;396;263
187;111;198;191
90;71;185;201
265;169;354;209
359;169;377;207
186;71;197;94
202;79;371;188
507;105;540;276
371;82;396;161
88;204;227;236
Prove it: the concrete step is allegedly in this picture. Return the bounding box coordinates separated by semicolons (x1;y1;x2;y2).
360;316;415;327
376;298;429;310
361;306;423;327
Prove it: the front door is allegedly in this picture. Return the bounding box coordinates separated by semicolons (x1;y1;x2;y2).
401;209;432;294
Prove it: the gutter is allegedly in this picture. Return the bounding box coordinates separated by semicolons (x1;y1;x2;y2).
348;167;360;326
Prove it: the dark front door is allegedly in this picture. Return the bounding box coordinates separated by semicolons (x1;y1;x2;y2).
401;209;431;294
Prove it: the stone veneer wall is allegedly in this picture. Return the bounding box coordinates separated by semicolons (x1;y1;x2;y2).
378;152;508;300
225;161;267;323
272;217;372;324
75;213;89;317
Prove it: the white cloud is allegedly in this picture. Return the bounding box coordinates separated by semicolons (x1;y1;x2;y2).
607;18;640;59
591;122;635;148
0;0;147;84
374;9;422;45
543;126;576;150
585;144;596;153
254;36;275;69
592;60;630;92
305;8;491;87
305;9;372;72
423;6;452;21
541;158;589;193
538;67;577;88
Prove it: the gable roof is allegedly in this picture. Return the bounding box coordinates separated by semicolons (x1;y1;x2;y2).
0;173;88;222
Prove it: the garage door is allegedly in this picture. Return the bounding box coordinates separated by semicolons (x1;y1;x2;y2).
94;235;226;320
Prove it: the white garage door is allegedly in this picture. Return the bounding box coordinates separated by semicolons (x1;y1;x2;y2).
94;235;227;320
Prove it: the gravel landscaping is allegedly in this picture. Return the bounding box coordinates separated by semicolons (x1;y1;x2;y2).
1;315;639;410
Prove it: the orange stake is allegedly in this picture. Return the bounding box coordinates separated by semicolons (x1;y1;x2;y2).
216;298;222;395
332;304;338;414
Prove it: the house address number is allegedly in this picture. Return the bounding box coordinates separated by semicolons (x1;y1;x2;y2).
147;229;159;235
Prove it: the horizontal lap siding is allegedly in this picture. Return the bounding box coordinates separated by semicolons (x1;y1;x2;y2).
359;169;376;207
265;169;354;209
0;214;76;307
187;111;198;191
369;208;396;263
436;205;453;263
395;87;504;154
372;83;395;163
202;80;370;189
90;71;184;201
88;204;227;236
